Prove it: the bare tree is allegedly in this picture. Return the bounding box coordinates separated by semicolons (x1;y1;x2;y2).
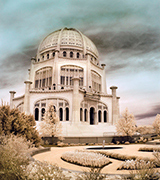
116;108;136;136
153;114;160;135
38;104;63;140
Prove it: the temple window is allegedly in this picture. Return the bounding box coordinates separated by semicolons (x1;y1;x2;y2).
70;51;73;58
63;51;66;57
35;67;52;89
77;52;80;58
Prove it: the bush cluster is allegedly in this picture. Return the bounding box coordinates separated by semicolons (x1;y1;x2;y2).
61;150;111;168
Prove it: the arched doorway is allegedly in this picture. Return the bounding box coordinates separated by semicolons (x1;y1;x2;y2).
35;108;39;121
90;107;95;125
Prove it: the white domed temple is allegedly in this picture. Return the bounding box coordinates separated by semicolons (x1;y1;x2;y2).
9;27;120;137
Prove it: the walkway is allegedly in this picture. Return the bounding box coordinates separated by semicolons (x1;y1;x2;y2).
33;144;159;174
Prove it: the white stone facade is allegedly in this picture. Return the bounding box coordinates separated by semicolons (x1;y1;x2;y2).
9;28;120;137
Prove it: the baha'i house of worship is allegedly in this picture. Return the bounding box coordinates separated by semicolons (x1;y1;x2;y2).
9;27;120;137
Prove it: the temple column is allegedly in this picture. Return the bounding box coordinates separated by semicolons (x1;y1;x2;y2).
101;64;107;93
110;86;119;124
9;91;16;109
24;80;32;114
72;77;80;123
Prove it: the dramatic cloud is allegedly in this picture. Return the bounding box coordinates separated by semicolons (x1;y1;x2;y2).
136;104;160;120
88;29;160;53
0;48;37;89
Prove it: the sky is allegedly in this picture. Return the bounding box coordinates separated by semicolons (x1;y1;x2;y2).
0;0;160;125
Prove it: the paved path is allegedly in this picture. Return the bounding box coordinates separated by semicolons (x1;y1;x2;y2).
33;144;159;174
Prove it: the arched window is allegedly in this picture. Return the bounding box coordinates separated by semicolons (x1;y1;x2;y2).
35;108;39;121
66;107;69;121
80;108;83;121
53;52;55;57
47;54;49;59
70;51;73;58
59;108;63;121
41;108;45;119
98;110;101;122
84;109;87;122
63;51;66;57
77;52;80;58
35;67;52;89
104;111;107;122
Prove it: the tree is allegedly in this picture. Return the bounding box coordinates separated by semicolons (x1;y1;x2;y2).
0;104;41;146
153;114;160;135
116;108;136;136
38;104;63;140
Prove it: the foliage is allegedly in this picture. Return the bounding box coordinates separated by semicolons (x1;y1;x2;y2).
0;134;31;180
0;104;41;146
116;108;136;136
38;104;63;140
26;160;70;180
61;150;111;168
153;114;160;135
126;160;159;180
136;125;154;135
76;167;107;180
92;150;140;161
139;146;160;152
118;159;155;170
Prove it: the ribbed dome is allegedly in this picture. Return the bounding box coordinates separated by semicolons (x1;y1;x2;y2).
38;27;99;57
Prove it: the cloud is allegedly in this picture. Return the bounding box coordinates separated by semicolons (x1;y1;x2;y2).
136;104;160;120
87;29;160;54
0;47;37;89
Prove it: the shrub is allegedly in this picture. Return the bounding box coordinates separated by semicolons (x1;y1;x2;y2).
26;160;69;180
61;150;111;168
126;159;159;180
0;134;31;180
76;167;107;180
0;105;41;146
125;141;130;145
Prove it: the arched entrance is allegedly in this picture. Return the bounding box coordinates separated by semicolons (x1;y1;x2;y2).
90;107;95;125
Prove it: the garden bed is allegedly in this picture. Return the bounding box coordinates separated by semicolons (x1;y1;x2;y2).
61;150;111;168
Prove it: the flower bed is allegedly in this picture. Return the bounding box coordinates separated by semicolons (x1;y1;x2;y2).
117;159;155;170
139;146;160;152
61;150;111;168
91;150;138;161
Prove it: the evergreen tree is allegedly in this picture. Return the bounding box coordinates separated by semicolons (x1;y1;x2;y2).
0;104;41;146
